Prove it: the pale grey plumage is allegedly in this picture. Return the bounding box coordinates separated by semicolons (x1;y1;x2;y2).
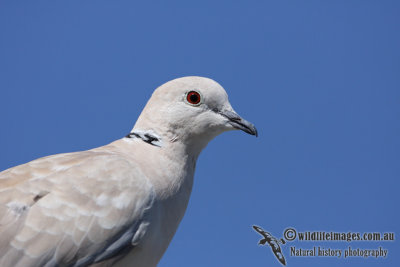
0;76;257;266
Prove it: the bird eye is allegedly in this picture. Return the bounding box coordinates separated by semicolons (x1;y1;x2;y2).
186;91;201;105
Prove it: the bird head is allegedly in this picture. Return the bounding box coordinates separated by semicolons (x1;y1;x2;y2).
133;76;257;154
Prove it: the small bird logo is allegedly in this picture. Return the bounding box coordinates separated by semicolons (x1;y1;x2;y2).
252;225;286;266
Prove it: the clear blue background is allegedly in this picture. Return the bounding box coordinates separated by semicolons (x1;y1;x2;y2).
0;1;398;266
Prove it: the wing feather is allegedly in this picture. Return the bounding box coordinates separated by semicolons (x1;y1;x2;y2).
0;148;155;266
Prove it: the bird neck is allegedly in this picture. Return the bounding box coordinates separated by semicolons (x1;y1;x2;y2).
130;123;215;160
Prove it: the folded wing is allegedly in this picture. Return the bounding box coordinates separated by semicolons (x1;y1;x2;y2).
0;149;155;266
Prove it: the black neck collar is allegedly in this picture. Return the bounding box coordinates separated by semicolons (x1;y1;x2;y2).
125;131;162;147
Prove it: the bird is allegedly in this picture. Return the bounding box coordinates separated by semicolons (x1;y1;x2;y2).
252;225;286;266
0;76;257;267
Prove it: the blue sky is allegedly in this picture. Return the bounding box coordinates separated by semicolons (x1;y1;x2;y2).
0;1;399;266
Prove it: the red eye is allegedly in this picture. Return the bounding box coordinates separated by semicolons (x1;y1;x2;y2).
186;91;201;105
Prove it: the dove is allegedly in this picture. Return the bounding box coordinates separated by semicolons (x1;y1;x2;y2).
0;76;257;267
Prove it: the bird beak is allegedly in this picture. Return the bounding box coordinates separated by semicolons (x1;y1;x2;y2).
219;110;258;137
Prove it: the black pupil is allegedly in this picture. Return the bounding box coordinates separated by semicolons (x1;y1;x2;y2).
189;93;199;103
